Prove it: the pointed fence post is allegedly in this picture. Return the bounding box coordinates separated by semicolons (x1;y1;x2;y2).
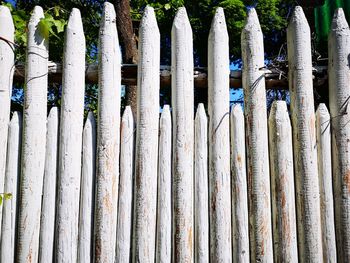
55;8;85;262
17;6;48;262
0;112;21;262
194;103;209;263
328;8;350;261
171;7;194;261
230;104;249;263
39;107;59;263
208;8;232;262
94;3;121;262
268;101;298;262
287;6;323;262
156;105;172;263
241;8;273;262
78;112;96;263
315;103;337;262
133;6;160;262
116;106;134;263
0;6;14;237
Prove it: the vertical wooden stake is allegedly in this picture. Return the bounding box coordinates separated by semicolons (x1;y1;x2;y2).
17;6;48;262
156;105;172;263
268;101;298;262
39;107;59;263
94;2;121;262
328;8;350;261
171;7;194;262
230;104;249;263
287;6;323;262
56;8;85;262
116;106;134;263
132;5;160;262
194;103;209;263
0;112;21;262
241;8;273;262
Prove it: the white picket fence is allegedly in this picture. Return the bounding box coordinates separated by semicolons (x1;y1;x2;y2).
0;2;349;262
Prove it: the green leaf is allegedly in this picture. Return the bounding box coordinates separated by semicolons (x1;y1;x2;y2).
164;3;171;10
54;6;60;17
53;19;66;34
0;195;3;206
38;18;50;40
4;193;12;200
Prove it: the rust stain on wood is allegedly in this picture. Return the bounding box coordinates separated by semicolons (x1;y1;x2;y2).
344;170;350;193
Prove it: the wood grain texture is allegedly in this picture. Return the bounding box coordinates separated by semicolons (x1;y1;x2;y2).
55;9;85;262
268;101;298;263
316;103;337;262
241;8;273;262
156;105;172;263
171;7;194;262
328;8;350;262
287;6;323;262
16;6;48;262
194;103;209;263
39;107;59;263
116;106;134;263
230;104;249;263
0;112;21;262
132;6;160;262
94;3;121;262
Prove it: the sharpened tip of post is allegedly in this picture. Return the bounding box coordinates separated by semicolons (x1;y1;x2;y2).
242;7;261;34
289;6;308;26
48;107;58;118
0;5;12;18
195;103;206;119
269;100;288;120
101;2;116;24
11;111;20;123
29;6;44;25
86;111;94;121
173;7;190;28
161;105;171;119
122;106;133;120
316;103;330;117
210;7;227;31
141;5;158;29
231;104;243;116
67;8;83;31
331;8;349;31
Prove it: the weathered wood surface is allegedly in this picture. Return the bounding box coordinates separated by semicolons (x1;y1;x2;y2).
242;8;273;262
287;6;323;262
156;105;172;263
55;9;85;262
0;112;21;263
171;7;194;262
268;101;298;262
16;6;48;262
116;106;134;263
316;103;337;262
328;8;350;262
78;112;96;263
0;6;14;237
230;104;249;263
94;3;121;262
132;6;160;262
208;8;232;262
194;103;209;263
39;107;59;263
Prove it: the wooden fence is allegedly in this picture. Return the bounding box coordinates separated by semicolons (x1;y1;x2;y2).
0;2;348;262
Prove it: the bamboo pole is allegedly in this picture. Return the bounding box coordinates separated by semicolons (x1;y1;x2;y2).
241;8;273;262
0;112;21;262
328;8;350;262
208;8;232;262
268;101;298;262
78;112;96;263
94;3;121;262
39;107;59;263
287;6;323;262
315;103;337;262
132;6;160;262
230;104;249;263
116;106;134;263
0;6;14;237
55;8;85;262
156;105;172;263
171;7;194;262
16;6;48;262
194;103;209;263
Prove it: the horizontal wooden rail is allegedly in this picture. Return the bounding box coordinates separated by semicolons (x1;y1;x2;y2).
13;62;327;89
